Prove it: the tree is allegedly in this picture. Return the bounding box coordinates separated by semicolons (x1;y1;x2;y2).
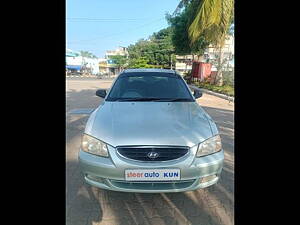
127;39;154;65
166;1;210;58
127;28;176;69
176;0;234;86
150;28;176;68
79;50;97;58
188;0;234;46
109;55;128;72
128;57;152;68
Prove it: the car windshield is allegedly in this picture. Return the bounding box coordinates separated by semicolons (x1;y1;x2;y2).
106;73;194;102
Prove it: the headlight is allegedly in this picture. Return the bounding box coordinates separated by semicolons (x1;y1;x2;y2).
81;134;109;157
196;135;222;157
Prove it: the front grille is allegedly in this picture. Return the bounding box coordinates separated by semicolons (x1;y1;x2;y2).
116;146;189;161
109;179;196;190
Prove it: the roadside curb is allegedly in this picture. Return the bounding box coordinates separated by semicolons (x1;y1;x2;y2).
66;75;98;78
189;84;234;102
66;75;118;79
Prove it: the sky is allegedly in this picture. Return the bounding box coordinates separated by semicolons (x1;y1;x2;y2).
66;0;180;58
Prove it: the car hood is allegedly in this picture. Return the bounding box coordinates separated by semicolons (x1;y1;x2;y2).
86;101;213;148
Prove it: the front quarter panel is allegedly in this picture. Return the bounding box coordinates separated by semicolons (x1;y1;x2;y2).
84;104;102;134
207;119;219;136
198;107;219;136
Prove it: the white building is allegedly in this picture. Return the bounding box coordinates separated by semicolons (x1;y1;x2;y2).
66;49;100;75
175;35;234;73
205;35;234;63
175;55;193;74
66;49;83;66
82;58;99;75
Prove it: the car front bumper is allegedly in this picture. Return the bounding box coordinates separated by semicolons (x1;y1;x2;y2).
78;147;224;193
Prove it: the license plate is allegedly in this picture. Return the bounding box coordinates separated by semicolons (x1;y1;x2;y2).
125;168;180;181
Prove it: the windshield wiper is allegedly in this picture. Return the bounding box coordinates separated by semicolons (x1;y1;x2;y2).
110;97;193;102
116;97;163;102
157;98;193;102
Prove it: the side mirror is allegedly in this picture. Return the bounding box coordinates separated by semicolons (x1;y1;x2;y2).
193;89;202;99
96;89;107;98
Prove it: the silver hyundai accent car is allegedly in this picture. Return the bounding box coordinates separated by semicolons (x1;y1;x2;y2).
79;68;224;193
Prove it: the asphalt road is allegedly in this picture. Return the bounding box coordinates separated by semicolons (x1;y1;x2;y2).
66;77;234;225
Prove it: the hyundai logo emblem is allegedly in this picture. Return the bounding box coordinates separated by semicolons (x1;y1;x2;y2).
147;151;159;159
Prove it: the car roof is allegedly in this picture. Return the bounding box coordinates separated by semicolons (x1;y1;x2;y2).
123;68;175;73
120;68;179;78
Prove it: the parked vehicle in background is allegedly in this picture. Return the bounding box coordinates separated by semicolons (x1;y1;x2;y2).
79;68;224;193
80;64;92;76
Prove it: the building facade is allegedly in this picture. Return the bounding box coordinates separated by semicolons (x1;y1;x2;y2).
205;35;234;71
105;46;128;59
66;49;100;75
175;55;193;74
99;46;129;75
66;49;82;66
175;35;234;74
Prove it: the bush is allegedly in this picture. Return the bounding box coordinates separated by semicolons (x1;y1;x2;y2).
194;81;234;97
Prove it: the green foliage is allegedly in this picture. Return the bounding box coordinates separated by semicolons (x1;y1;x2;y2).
109;55;127;69
79;51;97;58
128;57;152;68
166;0;210;56
127;28;175;68
176;0;234;47
194;81;234;96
